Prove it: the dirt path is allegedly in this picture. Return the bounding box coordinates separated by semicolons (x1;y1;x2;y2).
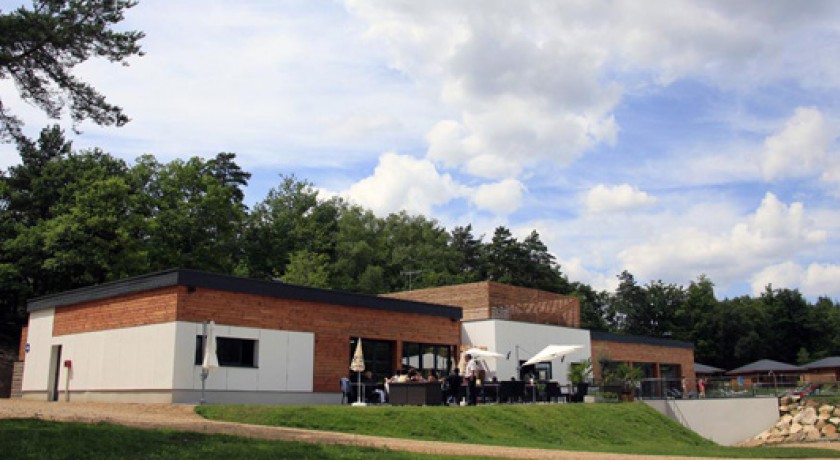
0;399;837;459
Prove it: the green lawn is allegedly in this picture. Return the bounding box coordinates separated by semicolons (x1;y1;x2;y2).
0;419;474;460
196;403;840;458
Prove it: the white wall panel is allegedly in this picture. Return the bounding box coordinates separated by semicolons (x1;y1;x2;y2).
21;309;56;392
175;322;314;393
285;332;314;391
38;322;180;392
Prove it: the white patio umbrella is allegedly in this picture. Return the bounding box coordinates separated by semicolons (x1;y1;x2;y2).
199;320;219;404
463;348;506;359
350;338;366;406
522;345;582;366
202;321;219;371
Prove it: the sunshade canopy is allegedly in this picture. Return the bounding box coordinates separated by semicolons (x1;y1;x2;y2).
523;345;582;366
463;348;506;359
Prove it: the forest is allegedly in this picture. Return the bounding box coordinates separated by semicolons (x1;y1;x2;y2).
2;126;839;371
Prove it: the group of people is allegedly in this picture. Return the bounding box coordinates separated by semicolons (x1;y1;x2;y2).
680;376;708;399
346;353;489;406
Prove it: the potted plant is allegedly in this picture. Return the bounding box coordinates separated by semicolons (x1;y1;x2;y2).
568;358;592;402
613;363;643;402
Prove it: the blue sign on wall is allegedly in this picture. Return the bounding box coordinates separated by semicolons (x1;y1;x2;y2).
25;343;30;353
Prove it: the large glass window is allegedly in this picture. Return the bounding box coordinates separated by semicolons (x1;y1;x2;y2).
401;342;451;376
349;338;394;383
519;361;552;381
195;336;258;368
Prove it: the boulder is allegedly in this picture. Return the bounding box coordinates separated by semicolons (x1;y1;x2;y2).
822;424;837;436
776;414;793;427
741;438;764;447
819;404;834;414
835;408;840;417
790;422;803;435
767;435;785;444
794;407;818;425
804;426;822;441
816;420;826;430
830;417;840;425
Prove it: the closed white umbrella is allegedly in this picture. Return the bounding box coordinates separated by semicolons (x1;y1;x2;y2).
199;320;219;404
202;321;219;371
523;345;582;366
350;338;366;406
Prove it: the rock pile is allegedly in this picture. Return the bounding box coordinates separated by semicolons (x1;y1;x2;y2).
749;396;840;445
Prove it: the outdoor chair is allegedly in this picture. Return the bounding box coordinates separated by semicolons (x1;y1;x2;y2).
339;377;352;404
545;382;562;403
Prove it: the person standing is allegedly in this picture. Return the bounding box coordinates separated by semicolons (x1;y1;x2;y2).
445;368;461;405
465;354;479;405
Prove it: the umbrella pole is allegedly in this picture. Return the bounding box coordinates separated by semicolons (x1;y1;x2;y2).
200;320;207;405
357;371;362;404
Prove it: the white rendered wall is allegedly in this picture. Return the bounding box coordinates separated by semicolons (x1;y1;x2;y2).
645;398;780;445
24;316;315;398
21;308;56;393
33;322;179;393
462;320;592;384
172;322;314;393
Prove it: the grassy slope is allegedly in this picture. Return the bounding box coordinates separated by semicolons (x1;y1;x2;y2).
0;419;475;460
196;403;840;458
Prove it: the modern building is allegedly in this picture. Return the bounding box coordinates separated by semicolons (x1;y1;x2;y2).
16;272;698;403
16;269;461;404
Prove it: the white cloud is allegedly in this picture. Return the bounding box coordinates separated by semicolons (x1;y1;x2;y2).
619;192;826;284
340;154;525;216
761;107;832;181
751;262;840;298
471;179;525;215
585;184;657;214
342;152;465;216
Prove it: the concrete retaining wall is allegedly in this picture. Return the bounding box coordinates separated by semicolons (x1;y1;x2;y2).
644;397;779;445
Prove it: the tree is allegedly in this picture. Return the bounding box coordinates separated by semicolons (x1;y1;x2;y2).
0;0;144;142
281;250;331;288
449;224;484;282
241;175;337;280
0;126;146;322
134;153;250;273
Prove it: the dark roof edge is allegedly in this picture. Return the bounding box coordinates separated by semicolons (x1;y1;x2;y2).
590;330;694;349
27;269;462;320
27;269;182;312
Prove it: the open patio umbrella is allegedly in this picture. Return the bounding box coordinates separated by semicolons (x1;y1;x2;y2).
463;348;506;359
350;338;366;406
522;345;582;366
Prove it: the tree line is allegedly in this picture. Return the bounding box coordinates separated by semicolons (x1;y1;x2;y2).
2;126;839;369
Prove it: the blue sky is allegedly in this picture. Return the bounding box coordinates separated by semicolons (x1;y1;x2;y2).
2;0;840;300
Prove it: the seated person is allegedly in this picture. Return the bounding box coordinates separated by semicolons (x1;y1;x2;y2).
362;371;386;403
427;369;440;383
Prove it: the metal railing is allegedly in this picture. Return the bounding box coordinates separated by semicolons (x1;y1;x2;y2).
606;376;840;400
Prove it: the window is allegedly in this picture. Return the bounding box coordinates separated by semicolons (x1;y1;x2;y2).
195;336;258;368
348;338;394;383
401;342;452;375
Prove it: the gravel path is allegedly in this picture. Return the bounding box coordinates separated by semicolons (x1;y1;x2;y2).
0;399;837;459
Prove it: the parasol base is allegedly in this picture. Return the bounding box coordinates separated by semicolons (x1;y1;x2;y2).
351;401;368;407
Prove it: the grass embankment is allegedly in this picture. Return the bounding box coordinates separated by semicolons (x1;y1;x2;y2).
197;403;840;458
0;419;471;460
